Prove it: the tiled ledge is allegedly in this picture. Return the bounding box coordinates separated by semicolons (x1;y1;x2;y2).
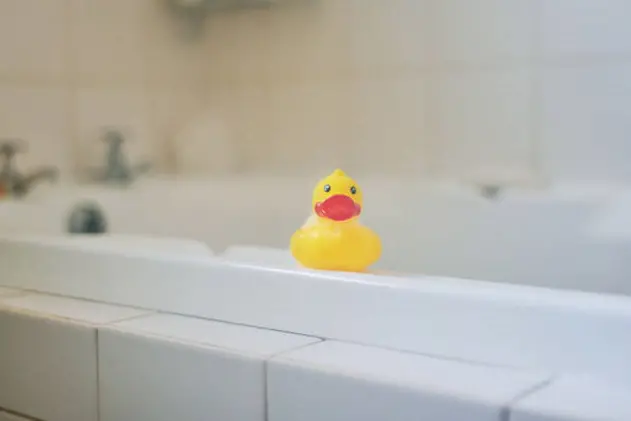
1;235;631;383
511;375;631;421
1;290;631;421
267;341;551;421
98;313;320;421
0;293;150;421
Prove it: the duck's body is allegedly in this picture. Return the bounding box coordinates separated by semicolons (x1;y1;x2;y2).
290;169;382;272
291;219;381;272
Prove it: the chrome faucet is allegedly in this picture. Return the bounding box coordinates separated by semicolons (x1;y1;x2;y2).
87;129;151;185
0;139;58;197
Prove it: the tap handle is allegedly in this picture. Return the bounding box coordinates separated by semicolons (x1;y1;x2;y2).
0;138;26;159
102;129;125;146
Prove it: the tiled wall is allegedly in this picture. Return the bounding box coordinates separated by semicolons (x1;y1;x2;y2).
2;279;631;421
0;0;206;178
1;0;631;184
202;0;631;183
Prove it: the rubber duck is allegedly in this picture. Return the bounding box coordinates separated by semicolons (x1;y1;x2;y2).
290;169;382;272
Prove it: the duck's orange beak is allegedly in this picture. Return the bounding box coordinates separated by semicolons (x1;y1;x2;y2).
315;195;361;222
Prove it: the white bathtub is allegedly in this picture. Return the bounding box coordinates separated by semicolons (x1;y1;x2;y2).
0;176;629;295
1;235;631;389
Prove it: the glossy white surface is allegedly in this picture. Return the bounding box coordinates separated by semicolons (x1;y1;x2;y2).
511;375;631;421
0;178;629;293
0;293;147;324
588;191;631;240
268;340;551;421
99;313;319;421
222;245;295;267
0;233;212;258
108;312;320;356
0;293;149;421
1;236;630;386
0;287;24;298
60;234;213;256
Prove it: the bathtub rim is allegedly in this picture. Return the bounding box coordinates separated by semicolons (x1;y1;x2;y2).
1;235;630;379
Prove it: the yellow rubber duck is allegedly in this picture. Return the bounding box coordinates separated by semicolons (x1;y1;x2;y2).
290;169;382;272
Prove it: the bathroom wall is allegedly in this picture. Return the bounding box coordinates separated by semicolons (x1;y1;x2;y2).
201;0;631;184
1;0;630;185
0;0;207;179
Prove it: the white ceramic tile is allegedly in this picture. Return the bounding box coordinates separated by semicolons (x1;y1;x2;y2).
150;87;206;171
267;82;351;175
0;311;96;421
431;69;534;181
99;313;319;421
542;0;631;56
203;14;242;83
266;0;353;83
541;65;631;183
0;293;147;325
0;295;148;421
0;85;71;177
170;101;239;175
199;85;270;173
348;77;426;175
230;86;272;173
349;0;428;73
31;234;214;257
205;9;271;84
268;341;551;421
510;375;631;421
75;87;154;172
6;234;631;380
109;313;318;355
587;191;631;240
222;245;295;267
0;0;67;78
427;0;536;63
145;0;208;88
70;0;148;84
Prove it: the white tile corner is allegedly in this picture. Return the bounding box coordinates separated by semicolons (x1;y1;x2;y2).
0;293;149;326
267;340;551;421
98;313;320;421
509;374;631;421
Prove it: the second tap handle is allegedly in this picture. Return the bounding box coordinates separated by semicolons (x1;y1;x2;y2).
102;129;125;145
0;139;26;158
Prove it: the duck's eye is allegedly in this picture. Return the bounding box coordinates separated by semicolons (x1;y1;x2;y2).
350;186;357;195
323;184;331;193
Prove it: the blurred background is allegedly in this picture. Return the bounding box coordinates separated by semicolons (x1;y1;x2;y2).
2;0;629;183
1;0;630;292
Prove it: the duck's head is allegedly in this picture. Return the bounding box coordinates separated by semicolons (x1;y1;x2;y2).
312;169;362;222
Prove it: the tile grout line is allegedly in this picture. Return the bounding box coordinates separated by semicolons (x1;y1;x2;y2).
0;407;43;421
142;3;158;174
95;329;101;421
529;0;546;186
263;358;270;421
262;338;325;421
105;311;156;326
499;376;555;421
420;0;436;177
63;0;80;179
